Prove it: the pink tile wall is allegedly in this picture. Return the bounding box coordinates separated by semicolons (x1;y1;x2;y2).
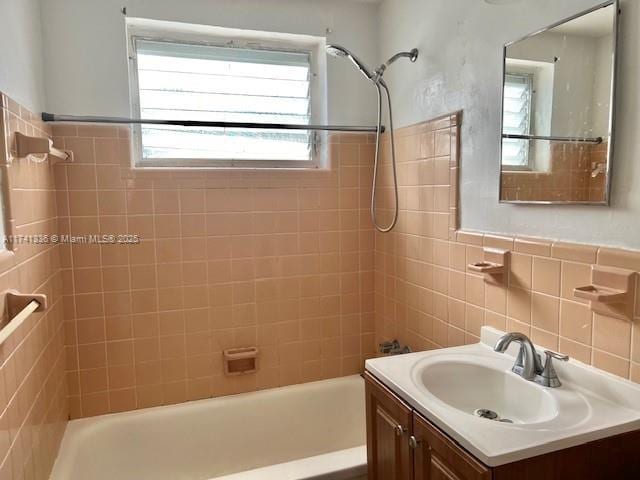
45;107;640;425
0;94;67;479
52;126;376;418
374;112;640;382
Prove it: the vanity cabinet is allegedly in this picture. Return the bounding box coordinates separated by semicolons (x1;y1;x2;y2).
365;371;640;480
365;369;412;480
412;413;490;480
365;371;488;480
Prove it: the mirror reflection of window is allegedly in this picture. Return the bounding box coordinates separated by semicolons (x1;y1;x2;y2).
499;1;617;204
502;73;533;168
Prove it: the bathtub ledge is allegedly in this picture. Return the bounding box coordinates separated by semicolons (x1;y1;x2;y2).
213;445;367;480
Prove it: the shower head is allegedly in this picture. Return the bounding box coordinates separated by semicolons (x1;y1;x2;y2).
384;48;419;67
326;44;374;81
373;48;419;83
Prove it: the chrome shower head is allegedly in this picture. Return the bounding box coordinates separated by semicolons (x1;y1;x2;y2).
326;44;374;81
384;48;419;67
373;48;419;83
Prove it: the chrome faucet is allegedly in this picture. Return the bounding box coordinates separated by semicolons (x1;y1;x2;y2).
494;332;543;380
379;340;412;355
494;332;569;387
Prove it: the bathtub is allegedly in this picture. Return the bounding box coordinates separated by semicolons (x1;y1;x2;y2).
50;376;367;480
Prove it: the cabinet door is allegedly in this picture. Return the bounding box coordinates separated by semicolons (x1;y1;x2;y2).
365;372;413;480
412;413;491;480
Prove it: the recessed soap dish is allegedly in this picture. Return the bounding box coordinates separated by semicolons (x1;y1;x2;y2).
224;347;259;376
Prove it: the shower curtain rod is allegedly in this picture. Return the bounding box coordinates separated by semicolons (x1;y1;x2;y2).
41;113;385;133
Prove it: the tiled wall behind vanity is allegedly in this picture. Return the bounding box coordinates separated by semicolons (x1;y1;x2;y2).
374;113;640;382
0;94;68;479
52;126;376;418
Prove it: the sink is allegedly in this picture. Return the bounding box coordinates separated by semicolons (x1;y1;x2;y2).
417;360;558;424
365;326;640;467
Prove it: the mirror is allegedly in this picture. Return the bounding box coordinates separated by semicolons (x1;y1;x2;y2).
499;1;619;204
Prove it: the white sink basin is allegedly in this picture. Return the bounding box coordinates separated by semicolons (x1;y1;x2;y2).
366;327;640;467
417;360;558;424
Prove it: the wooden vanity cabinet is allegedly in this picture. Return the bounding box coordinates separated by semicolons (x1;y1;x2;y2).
412;413;490;480
365;370;413;480
365;372;488;480
365;371;640;480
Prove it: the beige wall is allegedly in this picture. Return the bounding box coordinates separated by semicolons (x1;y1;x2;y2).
52;125;376;418
40;0;380;126
0;95;67;478
374;113;640;382
378;0;640;249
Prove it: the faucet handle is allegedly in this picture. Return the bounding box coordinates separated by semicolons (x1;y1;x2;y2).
536;350;569;388
379;340;400;354
544;350;569;362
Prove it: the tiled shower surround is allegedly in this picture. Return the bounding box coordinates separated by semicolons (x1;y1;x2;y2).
51;111;640;420
2;93;640;478
52;125;377;418
0;95;67;479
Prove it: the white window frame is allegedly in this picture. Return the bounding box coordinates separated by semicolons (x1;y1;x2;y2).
126;18;328;170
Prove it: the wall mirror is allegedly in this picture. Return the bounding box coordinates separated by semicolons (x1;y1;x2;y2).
499;0;619;204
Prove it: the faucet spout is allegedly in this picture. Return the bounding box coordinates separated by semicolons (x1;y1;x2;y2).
494;332;543;380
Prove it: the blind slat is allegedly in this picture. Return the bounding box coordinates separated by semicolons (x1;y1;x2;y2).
138;56;309;80
138;70;309;98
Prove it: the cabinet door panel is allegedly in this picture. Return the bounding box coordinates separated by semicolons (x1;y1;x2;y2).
413;413;491;480
430;456;463;480
365;372;413;480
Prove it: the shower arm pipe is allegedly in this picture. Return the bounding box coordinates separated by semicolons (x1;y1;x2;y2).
370;81;399;233
41;113;385;133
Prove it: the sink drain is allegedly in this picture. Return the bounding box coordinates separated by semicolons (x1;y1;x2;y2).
474;408;498;420
473;408;513;423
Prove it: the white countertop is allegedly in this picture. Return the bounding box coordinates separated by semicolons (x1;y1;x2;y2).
365;327;640;467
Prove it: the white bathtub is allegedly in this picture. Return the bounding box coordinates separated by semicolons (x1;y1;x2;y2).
50;376;367;480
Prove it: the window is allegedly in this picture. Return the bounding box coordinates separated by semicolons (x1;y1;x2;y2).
127;20;326;169
502;73;533;168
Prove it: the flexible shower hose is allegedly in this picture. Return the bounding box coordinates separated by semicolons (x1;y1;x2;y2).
370;82;399;233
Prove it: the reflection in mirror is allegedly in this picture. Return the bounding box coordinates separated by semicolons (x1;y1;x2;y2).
500;1;618;204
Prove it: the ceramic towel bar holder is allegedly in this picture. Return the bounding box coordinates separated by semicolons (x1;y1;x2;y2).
15;132;73;164
0;291;48;346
